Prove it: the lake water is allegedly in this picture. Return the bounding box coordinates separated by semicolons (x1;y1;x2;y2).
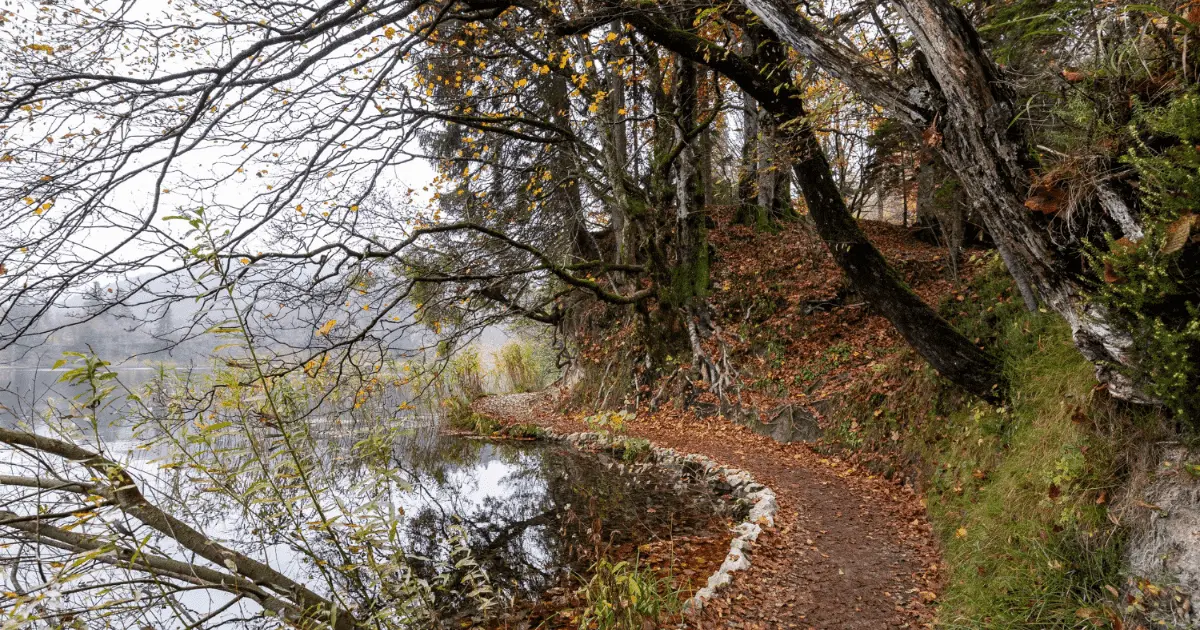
0;363;212;437
0;366;731;628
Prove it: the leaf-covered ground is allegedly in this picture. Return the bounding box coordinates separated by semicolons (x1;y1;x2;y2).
702;211;991;414
474;389;941;629
467;214;994;627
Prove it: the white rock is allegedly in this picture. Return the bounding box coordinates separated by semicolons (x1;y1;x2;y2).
733;521;762;541
706;568;732;590
555;429;778;614
719;550;752;575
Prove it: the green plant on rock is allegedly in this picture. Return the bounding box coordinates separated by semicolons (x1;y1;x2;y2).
582;411;651;460
1085;90;1200;422
617;437;651;462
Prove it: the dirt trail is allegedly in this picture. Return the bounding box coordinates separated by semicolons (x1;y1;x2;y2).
473;391;941;629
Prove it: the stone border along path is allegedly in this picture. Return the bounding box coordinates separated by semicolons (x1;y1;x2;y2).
472;389;942;628
550;431;779;612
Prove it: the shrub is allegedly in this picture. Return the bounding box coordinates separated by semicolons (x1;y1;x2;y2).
583;410;635;437
449;346;487;401
494;339;550;393
1085;89;1200;421
576;557;681;630
616;437;651;462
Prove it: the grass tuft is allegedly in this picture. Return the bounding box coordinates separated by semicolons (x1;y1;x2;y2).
446;407;500;435
575;556;682;630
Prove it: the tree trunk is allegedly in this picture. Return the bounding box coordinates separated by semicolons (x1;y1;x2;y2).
604;24;634;265
623;12;1004;400
734;24;762;227
741;0;1147;402
783;125;1003;399
700;126;715;207
892;0;1144;384
735;90;761;226
670;59;710;310
772;155;795;221
915;153;938;233
916;153;964;281
547;71;598;262
757;112;777;217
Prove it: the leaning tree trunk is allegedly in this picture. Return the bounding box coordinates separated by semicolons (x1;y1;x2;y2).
624;12;1004;400
890;0;1143;399
783;123;1003;399
741;0;1148;402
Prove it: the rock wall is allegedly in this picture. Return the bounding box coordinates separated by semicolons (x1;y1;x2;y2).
1125;445;1200;627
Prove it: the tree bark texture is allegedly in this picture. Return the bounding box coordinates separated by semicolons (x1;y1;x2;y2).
741;0;1147;401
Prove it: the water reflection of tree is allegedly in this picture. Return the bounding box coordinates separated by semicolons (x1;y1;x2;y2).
390;436;728;617
1;356;727;629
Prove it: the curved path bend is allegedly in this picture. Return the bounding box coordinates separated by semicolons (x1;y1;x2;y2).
473;391;941;629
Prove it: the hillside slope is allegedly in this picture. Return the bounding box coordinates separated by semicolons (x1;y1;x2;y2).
479;213;1179;628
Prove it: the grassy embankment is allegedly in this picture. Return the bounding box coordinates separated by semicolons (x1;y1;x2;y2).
827;259;1163;628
